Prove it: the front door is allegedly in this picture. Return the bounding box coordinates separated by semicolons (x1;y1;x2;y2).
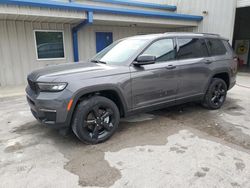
96;32;113;53
130;38;179;109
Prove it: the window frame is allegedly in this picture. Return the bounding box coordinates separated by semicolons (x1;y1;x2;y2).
34;30;66;61
176;37;210;60
137;37;177;64
205;38;228;57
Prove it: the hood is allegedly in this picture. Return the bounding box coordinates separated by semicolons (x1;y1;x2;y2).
27;62;127;82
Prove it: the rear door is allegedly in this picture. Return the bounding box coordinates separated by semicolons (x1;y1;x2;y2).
205;38;229;64
205;38;235;86
130;38;179;109
175;37;212;99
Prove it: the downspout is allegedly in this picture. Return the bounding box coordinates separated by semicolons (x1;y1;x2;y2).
72;11;93;62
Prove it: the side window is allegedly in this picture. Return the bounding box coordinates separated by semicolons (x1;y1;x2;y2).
206;38;227;56
177;38;209;60
141;39;175;62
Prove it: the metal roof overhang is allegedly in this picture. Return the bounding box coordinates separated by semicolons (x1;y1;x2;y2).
0;0;203;24
93;13;199;28
90;0;177;11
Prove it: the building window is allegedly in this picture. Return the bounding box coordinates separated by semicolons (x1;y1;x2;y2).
34;31;65;60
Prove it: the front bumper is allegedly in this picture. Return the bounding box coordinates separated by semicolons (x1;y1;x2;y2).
229;75;236;90
26;86;73;129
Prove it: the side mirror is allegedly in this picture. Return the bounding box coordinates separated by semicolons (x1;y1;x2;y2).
134;55;156;66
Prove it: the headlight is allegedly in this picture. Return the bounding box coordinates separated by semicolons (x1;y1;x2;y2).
37;82;67;92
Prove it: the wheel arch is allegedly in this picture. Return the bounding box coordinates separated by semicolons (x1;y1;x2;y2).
66;85;128;127
205;70;230;93
212;72;230;89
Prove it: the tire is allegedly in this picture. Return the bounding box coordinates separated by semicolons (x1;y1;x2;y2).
202;78;227;110
72;96;120;144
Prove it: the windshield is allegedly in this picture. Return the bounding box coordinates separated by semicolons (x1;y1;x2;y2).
91;38;150;65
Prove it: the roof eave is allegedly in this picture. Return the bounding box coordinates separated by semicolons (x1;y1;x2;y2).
0;0;203;22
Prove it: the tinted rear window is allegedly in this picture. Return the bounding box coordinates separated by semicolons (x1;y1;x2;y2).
177;38;209;60
206;38;227;56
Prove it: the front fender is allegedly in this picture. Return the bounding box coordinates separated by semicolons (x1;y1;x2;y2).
74;84;128;110
65;84;129;127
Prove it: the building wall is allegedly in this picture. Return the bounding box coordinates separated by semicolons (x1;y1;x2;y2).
0;4;86;23
73;0;237;42
0;20;73;87
237;0;250;7
164;0;237;43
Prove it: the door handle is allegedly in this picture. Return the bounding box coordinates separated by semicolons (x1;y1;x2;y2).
204;60;213;64
165;65;176;70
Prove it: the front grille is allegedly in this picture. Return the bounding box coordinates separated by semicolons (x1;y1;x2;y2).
27;78;37;92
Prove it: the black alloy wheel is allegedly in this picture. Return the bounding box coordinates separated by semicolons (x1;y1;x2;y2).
210;82;227;107
72;96;120;144
203;78;227;110
85;105;115;140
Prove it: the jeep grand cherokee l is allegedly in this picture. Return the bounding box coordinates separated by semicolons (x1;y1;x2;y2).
26;33;237;144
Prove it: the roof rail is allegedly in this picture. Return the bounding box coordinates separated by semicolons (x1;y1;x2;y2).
199;32;220;36
164;32;220;37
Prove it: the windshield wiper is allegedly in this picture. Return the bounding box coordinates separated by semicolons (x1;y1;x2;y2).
91;59;106;64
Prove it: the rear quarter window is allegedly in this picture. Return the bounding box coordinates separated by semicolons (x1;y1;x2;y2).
222;40;234;54
206;38;227;56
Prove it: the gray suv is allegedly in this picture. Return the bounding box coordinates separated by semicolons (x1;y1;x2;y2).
26;33;237;144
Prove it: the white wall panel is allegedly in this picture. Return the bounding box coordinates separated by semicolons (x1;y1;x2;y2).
93;13;198;27
0;20;73;87
237;0;250;7
164;0;237;42
0;4;86;23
